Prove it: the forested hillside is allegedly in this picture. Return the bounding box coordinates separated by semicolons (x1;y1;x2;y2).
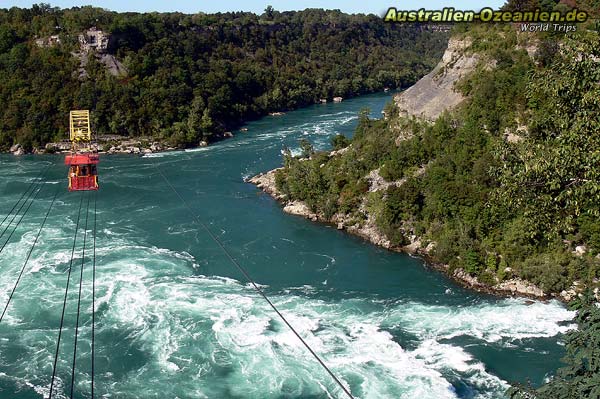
274;20;600;299
0;5;447;151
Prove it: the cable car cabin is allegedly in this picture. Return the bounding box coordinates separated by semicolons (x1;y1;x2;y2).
65;153;99;191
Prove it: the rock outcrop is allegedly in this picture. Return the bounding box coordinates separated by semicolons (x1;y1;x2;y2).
284;201;318;221
43;137;173;155
495;278;546;298
247;169;286;201
10;144;25;156
99;54;127;77
74;52;127;79
394;37;480;120
365;168;404;193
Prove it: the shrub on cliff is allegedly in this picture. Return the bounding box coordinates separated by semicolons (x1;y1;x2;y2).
508;294;600;399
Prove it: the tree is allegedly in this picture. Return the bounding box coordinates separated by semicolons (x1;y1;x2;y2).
508;294;600;399
187;95;205;141
0;25;17;53
331;134;350;150
199;108;213;139
263;5;275;20
299;138;314;158
496;31;600;240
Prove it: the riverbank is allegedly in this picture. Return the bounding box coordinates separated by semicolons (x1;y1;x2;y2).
4;107;328;156
248;166;588;303
7;135;207;156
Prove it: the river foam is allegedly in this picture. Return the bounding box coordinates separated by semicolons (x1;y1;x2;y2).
94;252;572;398
0;226;574;398
0;182;576;399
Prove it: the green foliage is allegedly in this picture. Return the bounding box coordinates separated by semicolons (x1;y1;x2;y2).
380;137;427;181
497;257;508;281
496;31;600;242
478;270;497;286
275;26;600;296
186;95;212;144
0;6;447;150
534;39;559;67
382;178;423;223
331;134;350;150
508;295;600;399
520;251;570;292
464;250;483;275
299;138;314;159
578;214;600;254
485;253;498;272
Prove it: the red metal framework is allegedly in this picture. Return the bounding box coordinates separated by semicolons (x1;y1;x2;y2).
65;153;99;191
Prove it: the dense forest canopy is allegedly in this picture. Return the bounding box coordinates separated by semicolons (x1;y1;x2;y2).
0;4;448;151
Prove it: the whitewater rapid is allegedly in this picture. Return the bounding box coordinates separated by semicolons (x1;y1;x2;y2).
0;221;574;398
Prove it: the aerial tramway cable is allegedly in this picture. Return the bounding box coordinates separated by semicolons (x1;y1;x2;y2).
0;186;61;324
0;186;38;245
70;192;90;399
0;177;37;234
0;186;43;256
151;162;356;399
48;193;85;399
0;162;52;233
0;160;56;250
91;192;97;399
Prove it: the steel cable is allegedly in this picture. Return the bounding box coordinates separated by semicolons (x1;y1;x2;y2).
0;186;61;324
69;192;90;398
0;186;43;256
48;193;84;399
152;162;355;399
0;161;52;233
91;191;97;399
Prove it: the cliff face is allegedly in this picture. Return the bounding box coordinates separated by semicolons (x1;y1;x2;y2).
394;37;481;120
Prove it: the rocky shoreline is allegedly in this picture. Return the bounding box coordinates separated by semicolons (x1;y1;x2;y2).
248;167;584;303
7;136;191;156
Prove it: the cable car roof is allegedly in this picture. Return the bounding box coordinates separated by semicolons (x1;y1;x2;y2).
64;153;99;165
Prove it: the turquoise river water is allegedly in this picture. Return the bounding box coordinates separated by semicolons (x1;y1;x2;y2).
0;93;574;399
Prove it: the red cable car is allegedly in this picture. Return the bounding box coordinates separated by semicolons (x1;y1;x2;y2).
65;153;99;191
65;110;99;191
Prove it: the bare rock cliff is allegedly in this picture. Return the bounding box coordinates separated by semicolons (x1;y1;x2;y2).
395;37;480;120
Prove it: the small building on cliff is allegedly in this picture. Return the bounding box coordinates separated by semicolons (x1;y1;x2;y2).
78;27;110;52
